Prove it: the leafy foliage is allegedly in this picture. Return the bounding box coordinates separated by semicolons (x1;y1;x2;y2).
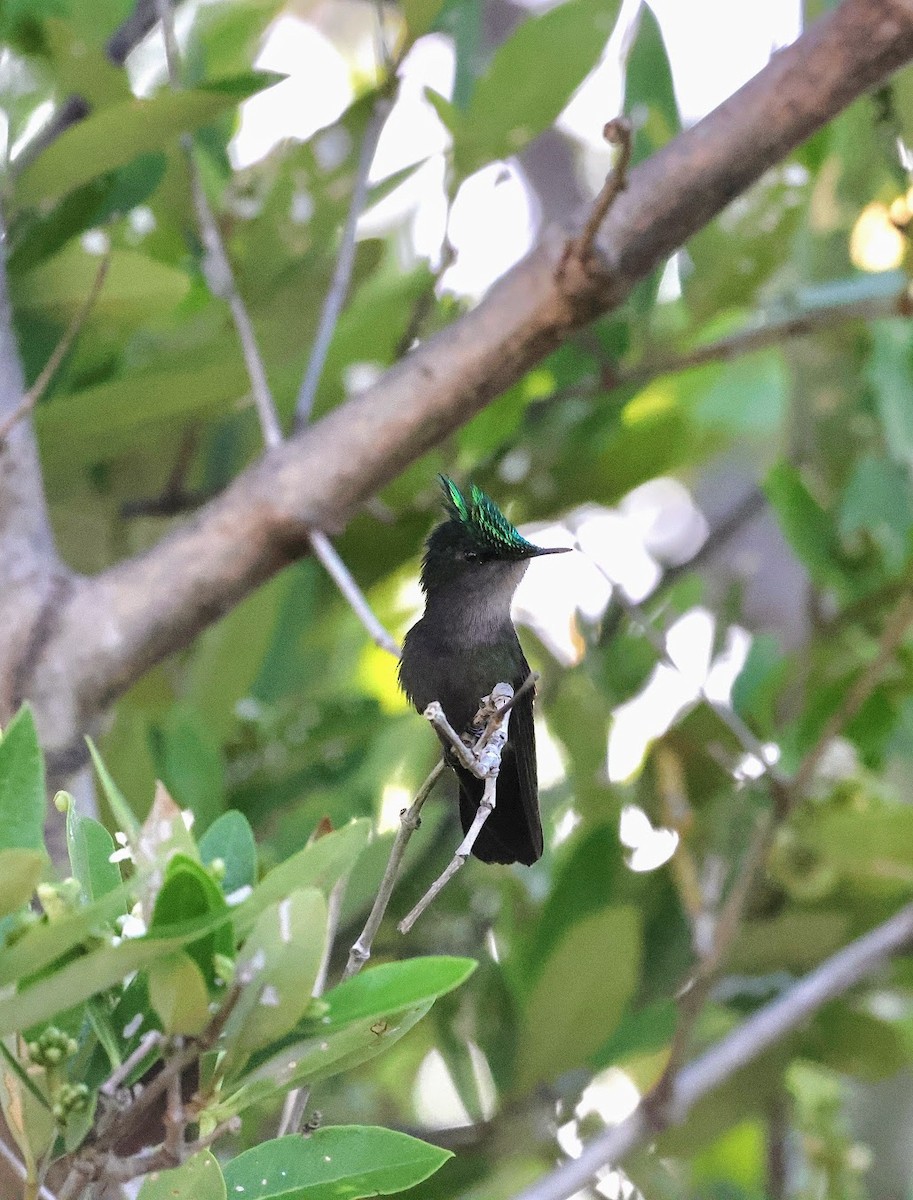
6;0;913;1195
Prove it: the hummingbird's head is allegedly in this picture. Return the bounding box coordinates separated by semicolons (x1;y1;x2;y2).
420;475;568;594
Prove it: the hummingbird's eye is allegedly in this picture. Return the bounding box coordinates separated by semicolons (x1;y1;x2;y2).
464;550;480;563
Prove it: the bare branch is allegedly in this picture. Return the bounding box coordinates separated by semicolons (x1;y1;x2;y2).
512;900;913;1200
0;254;109;446
558;117;632;281
156;0;283;450
344;759;445;979
23;0;913;760
610;280;913;393
294;94;394;426
309;529;401;656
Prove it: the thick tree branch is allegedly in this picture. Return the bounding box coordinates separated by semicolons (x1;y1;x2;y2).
512;900;913;1200
19;0;913;761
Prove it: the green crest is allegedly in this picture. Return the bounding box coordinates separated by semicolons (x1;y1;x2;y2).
438;475;538;557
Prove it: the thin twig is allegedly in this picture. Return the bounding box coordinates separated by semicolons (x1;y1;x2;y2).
398;686;514;933
609;282;913;394
558;117;633;281
277;1086;312;1139
294;94;394;426
184;142;283;448
309;530;401;656
156;0;283;449
0;253;109;445
100;1030;163;1096
512;899;913;1200
162;1070;185;1161
343;759;445;979
89;982;242;1159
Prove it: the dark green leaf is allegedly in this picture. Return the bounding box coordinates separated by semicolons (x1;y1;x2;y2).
455;0;622;176
65;797;123;905
200;809;257;894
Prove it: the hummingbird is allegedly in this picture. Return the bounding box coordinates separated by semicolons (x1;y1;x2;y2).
398;476;569;865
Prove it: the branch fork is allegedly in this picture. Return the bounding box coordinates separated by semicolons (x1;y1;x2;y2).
557;116;633;288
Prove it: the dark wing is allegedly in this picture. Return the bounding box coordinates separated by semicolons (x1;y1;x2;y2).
455;657;543;866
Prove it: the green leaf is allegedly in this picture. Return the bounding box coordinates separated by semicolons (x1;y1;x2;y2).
86;737;140;840
151;705;226;831
200;809;257;895
802;1002;909;1081
227;1003;433;1114
731;633;788;734
239;821;370;927
322;957;477;1028
14;246;190;325
518;906;640;1090
838;452;913;572
0;884;132;988
222;889;328;1072
16;81;275;204
0;910;235;1038
150;854;232;985
869;320;913;468
0;849;45;920
623;0;679;167
454;0;621;176
0;706;45;853
137;1149;226;1200
728;911;850;974
765;462;850;597
221;1127;451;1199
65;798;123;906
148;951;211;1036
402;0;446;42
592;999;678;1070
8;153;166;275
693;351;787;434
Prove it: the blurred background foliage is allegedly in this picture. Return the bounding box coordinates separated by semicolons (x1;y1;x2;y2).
5;0;913;1194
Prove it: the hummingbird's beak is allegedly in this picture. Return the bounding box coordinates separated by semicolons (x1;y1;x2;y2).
529;545;573;557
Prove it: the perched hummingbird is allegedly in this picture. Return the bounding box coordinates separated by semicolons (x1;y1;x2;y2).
398;476;569;866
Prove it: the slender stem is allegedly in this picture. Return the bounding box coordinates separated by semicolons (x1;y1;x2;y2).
611;282;913;393
156;0;283;450
277;1085;312;1138
294;95;393;426
343;760;445;979
309;530;400;656
561;117;633;275
512;900;913;1200
0;254;109;445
